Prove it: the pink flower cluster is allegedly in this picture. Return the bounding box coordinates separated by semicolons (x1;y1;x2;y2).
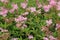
0;7;8;17
49;35;57;40
43;0;60;12
0;0;9;3
46;19;52;26
43;5;51;12
43;35;57;40
56;1;60;10
30;7;36;12
43;37;48;40
15;16;27;23
56;24;60;30
21;2;27;9
28;35;33;39
9;3;18;13
49;0;56;6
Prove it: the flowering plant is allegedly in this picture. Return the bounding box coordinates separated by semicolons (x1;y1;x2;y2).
0;0;60;40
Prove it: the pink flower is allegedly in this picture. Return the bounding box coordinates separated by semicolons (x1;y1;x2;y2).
37;4;42;8
30;7;36;12
12;3;18;10
15;18;20;22
21;2;27;9
16;23;21;28
36;0;42;8
18;16;27;21
23;24;27;28
56;1;60;10
49;35;57;40
0;0;4;2
0;8;8;17
28;35;33;39
43;37;49;40
0;0;8;3
56;24;60;29
56;5;60;10
43;5;51;12
46;19;52;26
15;16;27;22
9;3;18;13
57;1;60;5
49;0;56;6
9;8;15;13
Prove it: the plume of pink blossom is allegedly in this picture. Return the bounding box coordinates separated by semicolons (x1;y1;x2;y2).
49;35;57;40
0;7;8;17
46;19;52;26
43;5;51;12
23;24;27;28
9;3;18;13
16;23;21;28
21;2;27;9
0;0;9;3
56;24;60;30
56;1;60;10
15;16;27;22
9;8;15;13
49;0;57;6
37;4;42;8
36;0;42;8
11;3;18;10
30;7;36;12
56;5;60;10
28;35;33;39
43;37;49;40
